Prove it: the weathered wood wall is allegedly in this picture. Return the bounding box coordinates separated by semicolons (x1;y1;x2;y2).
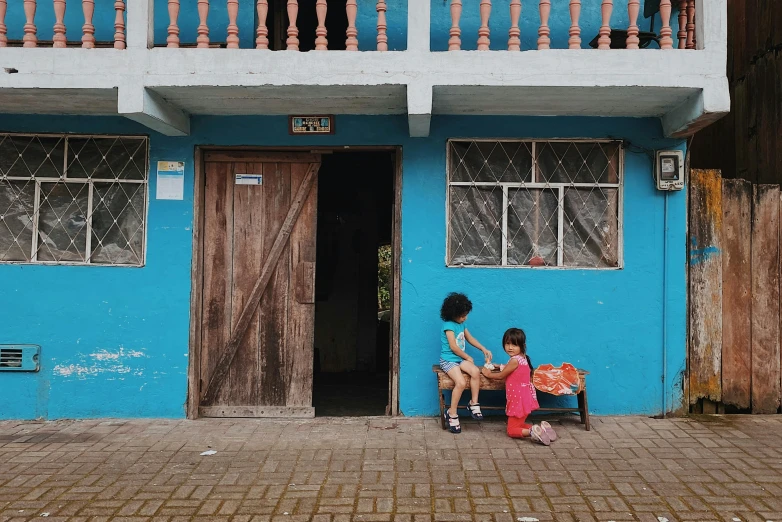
720;179;752;410
691;0;782;185
689;170;782;414
689;170;723;405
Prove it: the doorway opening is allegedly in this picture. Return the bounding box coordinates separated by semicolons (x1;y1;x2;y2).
313;151;395;416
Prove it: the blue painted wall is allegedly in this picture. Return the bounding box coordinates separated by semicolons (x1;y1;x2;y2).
2;1;669;50
0;114;686;419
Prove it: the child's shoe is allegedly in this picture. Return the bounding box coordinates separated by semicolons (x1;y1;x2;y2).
540;421;557;441
444;411;461;433
467;402;484;420
530;424;551;446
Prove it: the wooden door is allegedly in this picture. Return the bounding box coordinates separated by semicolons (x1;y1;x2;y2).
199;151;320;418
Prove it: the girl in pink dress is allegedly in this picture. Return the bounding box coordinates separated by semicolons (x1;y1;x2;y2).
482;328;557;444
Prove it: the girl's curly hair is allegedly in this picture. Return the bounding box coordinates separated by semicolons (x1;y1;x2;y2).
440;292;473;322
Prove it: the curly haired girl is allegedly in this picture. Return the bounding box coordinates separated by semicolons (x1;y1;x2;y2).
439;292;492;434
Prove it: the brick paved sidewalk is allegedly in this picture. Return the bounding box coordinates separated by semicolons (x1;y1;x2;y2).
1;415;781;522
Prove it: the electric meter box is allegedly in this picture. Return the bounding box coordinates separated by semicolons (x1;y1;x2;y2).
655;150;685;191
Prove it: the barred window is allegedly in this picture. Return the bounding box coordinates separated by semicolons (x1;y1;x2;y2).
0;134;149;266
447;140;622;268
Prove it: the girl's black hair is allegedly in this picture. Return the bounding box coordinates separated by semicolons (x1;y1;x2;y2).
502;327;533;376
440;292;473;322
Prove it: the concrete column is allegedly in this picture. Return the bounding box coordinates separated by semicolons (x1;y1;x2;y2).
126;0;154;50
407;0;430;52
407;82;432;137
695;0;726;53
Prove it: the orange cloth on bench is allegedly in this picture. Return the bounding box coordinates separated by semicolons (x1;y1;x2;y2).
532;363;580;396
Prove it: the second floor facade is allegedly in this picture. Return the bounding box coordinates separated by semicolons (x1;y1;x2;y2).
0;0;728;138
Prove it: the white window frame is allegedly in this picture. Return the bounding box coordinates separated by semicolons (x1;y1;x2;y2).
445;138;624;270
0;133;150;267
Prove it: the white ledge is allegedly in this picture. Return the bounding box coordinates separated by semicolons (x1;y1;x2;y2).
0;48;728;137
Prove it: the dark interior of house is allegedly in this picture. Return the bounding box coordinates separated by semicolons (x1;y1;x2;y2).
264;0;349;52
313;151;395;416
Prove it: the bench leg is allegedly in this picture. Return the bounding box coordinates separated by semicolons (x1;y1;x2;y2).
580;387;590;431
439;391;447;430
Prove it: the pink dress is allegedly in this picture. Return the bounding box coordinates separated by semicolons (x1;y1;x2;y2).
505;355;540;419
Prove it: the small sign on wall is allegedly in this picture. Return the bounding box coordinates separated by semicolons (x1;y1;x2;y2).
156;161;185;200
289;116;335;135
235;174;263;185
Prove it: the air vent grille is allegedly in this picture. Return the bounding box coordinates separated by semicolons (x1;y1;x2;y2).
0;345;40;372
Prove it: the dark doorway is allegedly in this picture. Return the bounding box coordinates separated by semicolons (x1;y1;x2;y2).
313;151;395;416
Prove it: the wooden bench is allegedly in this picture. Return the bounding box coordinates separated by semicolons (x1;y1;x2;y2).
432;365;591;431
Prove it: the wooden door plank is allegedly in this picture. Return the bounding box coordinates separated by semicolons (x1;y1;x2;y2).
201;162;235;406
188;148;205;419
734;78;749;180
204;151;321;163
390;148;402;416
721;178;752;409
229;161;265;405
199;405;314;418
688;169;723;404
259;161;293;407
286;161;318;407
202;161;319;405
751;184;781;413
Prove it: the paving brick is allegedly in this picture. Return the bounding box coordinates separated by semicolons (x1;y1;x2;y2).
1;416;781;522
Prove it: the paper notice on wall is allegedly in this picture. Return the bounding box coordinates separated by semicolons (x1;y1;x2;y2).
156;161;185;200
235;174;263;185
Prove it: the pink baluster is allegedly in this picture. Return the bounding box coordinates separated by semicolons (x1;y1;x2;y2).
114;0;126;49
315;0;327;50
508;0;520;51
197;0;210;48
286;0;299;50
626;0;640;49
568;0;581;49
53;0;66;48
82;0;95;48
167;0;180;48
537;0;550;50
659;0;673;49
346;0;358;51
23;0;37;48
0;0;6;47
686;0;695;49
376;0;387;51
477;0;490;50
677;0;687;48
256;0;269;49
597;0;612;50
448;0;461;51
227;0;239;48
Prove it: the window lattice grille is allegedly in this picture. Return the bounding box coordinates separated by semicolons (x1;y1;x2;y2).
0;134;149;266
447;140;622;268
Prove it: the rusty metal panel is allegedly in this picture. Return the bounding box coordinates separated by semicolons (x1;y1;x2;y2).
688;169;723;404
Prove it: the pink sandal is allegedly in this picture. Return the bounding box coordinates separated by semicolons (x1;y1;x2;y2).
540;421;557;441
530;424;551;446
